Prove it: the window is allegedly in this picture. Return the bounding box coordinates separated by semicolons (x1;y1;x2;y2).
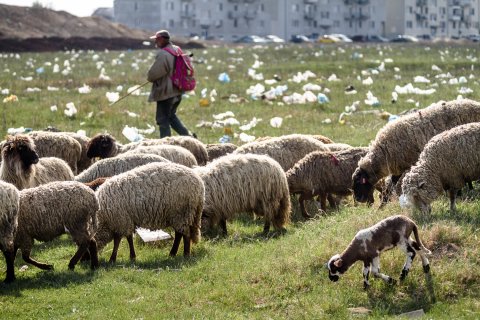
370;21;375;28
292;4;299;12
234;19;238;28
134;2;137;11
292;20;299;27
260;4;264;11
218;3;223;11
408;6;413;14
169;19;174;27
406;21;413;28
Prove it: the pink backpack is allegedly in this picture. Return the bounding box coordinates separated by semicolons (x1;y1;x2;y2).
163;46;196;92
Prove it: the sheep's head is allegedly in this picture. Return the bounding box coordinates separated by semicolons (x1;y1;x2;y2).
326;254;349;282
352;167;375;204
2;135;39;170
86;134;116;159
400;180;434;214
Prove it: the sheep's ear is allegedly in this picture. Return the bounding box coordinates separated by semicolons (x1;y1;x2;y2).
418;181;425;189
334;258;343;268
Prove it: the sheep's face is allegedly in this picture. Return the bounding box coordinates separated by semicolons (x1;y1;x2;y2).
402;183;433;214
200;213;213;232
2;135;39;170
326;254;349;282
86;134;116;159
352;168;374;204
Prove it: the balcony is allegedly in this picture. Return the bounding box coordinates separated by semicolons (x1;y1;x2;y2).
319;19;333;28
344;12;370;20
180;10;195;18
227;11;242;19
451;0;471;6
416;13;428;20
244;10;257;20
304;11;316;20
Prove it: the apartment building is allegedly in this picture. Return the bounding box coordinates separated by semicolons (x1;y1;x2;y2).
113;0;480;41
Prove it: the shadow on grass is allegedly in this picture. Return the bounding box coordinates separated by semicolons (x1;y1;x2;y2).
0;268;97;296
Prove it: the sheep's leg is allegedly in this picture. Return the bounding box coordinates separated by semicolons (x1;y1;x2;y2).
263;221;270;234
68;242;89;270
2;250;16;283
371;256;396;285
448;190;457;212
363;261;371;289
182;234;191;257
318;193;327;212
169;231;182;257
327;194;338;210
88;239;99;270
400;242;416;281
109;234;122;263
219;219;228;236
22;250;53;270
298;193;312;219
126;235;136;261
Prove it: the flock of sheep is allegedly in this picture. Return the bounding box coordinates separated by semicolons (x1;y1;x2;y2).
0;98;479;287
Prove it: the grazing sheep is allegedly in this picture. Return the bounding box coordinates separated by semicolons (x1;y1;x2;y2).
325;143;353;152
87;133;208;165
124;145;198;167
326;215;431;289
206;143;238;162
195;154;291;235
95;162;204;262
352;99;480;205
83;177;108;191
0;181;19;283
234;134;329;171
28;131;83;174
286;147;368;217
256;134;334;144
15;181;99;272
401;122;480;213
0;135;74;190
74;153;170;183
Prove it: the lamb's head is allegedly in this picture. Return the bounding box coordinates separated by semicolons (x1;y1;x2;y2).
87;134;116;159
326;254;349;282
1;135;39;171
352;167;375;204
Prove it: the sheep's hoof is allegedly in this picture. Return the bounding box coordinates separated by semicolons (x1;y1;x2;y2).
68;264;75;271
423;264;430;273
363;282;370;290
3;276;15;284
388;277;397;285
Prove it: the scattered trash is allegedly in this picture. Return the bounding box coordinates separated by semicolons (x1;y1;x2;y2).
64;102;77;118
219;135;231;143
2;94;18;103
122;125;143;142
218;72;230;83
270;117;283;128
317;93;329;104
136;227;171;242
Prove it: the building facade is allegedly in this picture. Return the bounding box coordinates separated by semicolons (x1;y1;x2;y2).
113;0;480;41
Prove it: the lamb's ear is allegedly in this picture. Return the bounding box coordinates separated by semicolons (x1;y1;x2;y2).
333;258;343;268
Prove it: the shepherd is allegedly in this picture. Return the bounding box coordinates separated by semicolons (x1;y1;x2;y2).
147;29;196;139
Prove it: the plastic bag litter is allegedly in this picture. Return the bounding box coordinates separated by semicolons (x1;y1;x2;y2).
270;117;283;128
317;93;329;104
122;125;144;142
218;72;230;83
136;227;171;242
239;132;255;143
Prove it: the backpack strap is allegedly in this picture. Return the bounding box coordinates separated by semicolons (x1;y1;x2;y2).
162;46;183;56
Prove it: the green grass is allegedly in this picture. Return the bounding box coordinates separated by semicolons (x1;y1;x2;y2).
1;43;480;319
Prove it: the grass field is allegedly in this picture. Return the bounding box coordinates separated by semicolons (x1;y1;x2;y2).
1;42;480;319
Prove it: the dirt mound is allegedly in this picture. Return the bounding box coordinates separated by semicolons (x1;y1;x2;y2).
0;4;204;52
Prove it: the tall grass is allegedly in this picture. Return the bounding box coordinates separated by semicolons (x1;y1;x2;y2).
0;43;479;319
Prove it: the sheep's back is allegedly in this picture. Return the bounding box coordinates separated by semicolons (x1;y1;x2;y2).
32;157;75;186
17;181;98;243
97;162;204;235
125;145;197;167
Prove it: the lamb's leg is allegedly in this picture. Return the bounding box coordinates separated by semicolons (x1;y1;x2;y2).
88;239;99;270
3;250;16;283
183;234;191;257
363;261;371;289
449;190;457;212
400;241;416;281
219;219;228;236
68;242;89;270
412;240;431;273
169;231;182;257
298;193;312;219
371;256;396;285
126;235;136;261
22;250;53;270
109;234;122;263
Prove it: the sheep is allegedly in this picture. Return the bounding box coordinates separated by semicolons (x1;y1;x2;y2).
74;153;170;183
14;181;99;272
352;98;480;205
0;181;19;283
124;145;198;167
86;133;208;165
194;153;291;235
401;122;480;214
234;134;329;171
325;143;353;152
286;147;368;217
28;131;83;174
326;215;431;289
0;135;74;190
256;134;334;144
206;143;238;162
95;162;204;262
